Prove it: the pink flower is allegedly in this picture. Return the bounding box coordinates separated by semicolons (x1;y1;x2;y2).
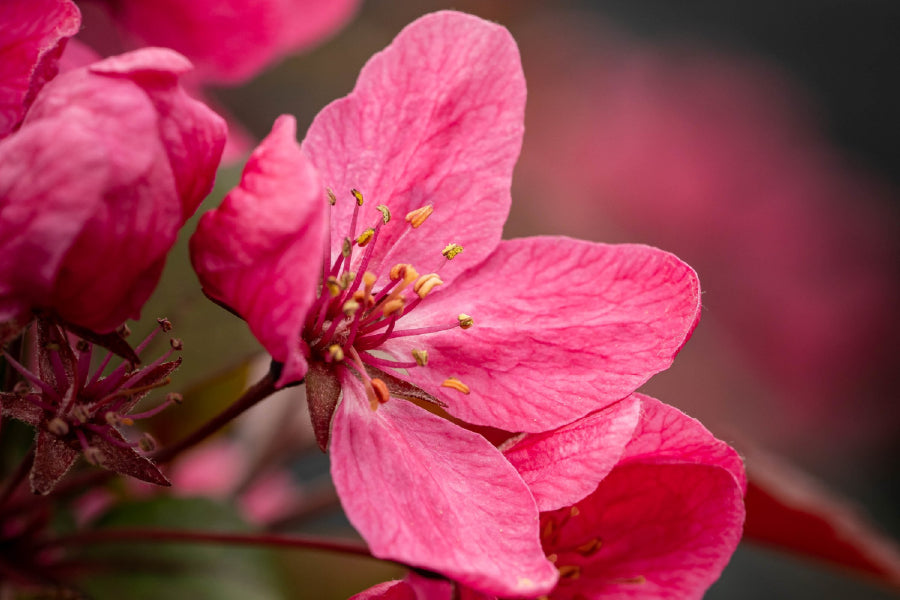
356;395;746;600
0;42;226;338
0;0;80;139
190;11;700;596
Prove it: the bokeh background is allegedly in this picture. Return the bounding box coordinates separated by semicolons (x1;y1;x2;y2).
108;1;899;598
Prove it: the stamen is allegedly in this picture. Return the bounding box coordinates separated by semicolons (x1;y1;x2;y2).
351;188;364;206
358;352;419;370
441;243;464;260
381;298;405;317
441;377;470;395
413;274;443;299
326;276;342;297
156;318;173;332
170;338;184;351
357;228;375;247
342;237;352;258
138;433;158;452
457;314;474;329
576;538;603;556
405;205;434;228
370;378;390;409
2;351;59;400
327;344;345;362
342;299;361;317
557;565;581;580
411;349;428;366
117;324;131;338
376;204;391;224
127;394;178;421
326;188;337;206
47;417;69;436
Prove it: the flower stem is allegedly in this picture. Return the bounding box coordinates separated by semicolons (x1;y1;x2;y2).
45;528;376;560
151;369;278;464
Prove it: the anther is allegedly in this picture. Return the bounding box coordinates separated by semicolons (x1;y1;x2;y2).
382;298;405;317
170;338;184;351
376;204;391;224
166;392;184;405
71;405;90;424
371;378;390;404
47;417;69;436
441;243;464;260
570;506;580;517
326;276;342;297
413;274;443;299
441;377;470;394
357;228;375;247
138;433;158;452
117;324;132;338
339;271;356;289
343;299;361;317
546;553;558;564
157;317;173;332
389;264;412;281
576;538;603;557
351;189;364;206
411;349;429;366
342;237;352;258
458;314;474;329
557;565;581;580
352;290;366;303
13;381;30;396
328;344;345;362
84;446;103;465
327;188;337;206
76;339;90;352
405;205;434;228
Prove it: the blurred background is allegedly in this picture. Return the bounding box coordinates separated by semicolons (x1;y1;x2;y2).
90;1;899;598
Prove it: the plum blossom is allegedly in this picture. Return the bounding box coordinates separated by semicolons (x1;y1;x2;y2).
0;36;226;340
190;11;700;596
356;395;746;600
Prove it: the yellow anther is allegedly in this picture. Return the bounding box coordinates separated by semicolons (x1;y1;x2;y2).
342;299;360;317
357;228;375;247
342;237;352;257
405;205;434;228
411;349;429;366
328;344;345;362
351;188;364;206
376;204;391;224
382;298;405;317
326;276;342;297
441;377;470;395
47;417;69;436
413;273;443;299
363;271;377;288
352;290;366;302
557;565;581;580
119;417;134;427
339;271;355;288
327;188;337;206
576;538;603;557
458;314;474;329
402;265;419;285
442;243;464;260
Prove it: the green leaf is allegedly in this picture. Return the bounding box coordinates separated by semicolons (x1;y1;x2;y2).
75;496;286;600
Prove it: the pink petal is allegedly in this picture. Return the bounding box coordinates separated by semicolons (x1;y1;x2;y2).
547;463;745;600
623;395;747;494
0;0;80;138
330;375;557;597
302;11;525;288
108;0;359;84
190;115;326;385
350;581;417;600
503;396;642;512
391;237;700;432
744;449;900;588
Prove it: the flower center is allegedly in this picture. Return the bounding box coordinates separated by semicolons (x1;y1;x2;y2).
301;189;473;409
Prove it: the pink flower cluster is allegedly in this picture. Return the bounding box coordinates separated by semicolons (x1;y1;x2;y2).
190;11;746;599
0;3;746;598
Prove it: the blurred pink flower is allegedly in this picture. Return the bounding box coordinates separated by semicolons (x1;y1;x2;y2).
514;17;899;456
0;0;80;138
0;43;225;336
191;11;701;596
80;0;360;85
355;395;746;600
